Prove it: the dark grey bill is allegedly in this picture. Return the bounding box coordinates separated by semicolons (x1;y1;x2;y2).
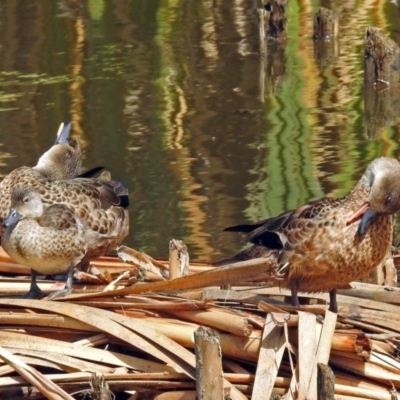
357;208;377;236
54;122;71;145
2;208;22;228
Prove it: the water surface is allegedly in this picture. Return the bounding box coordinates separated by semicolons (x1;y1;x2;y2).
0;0;399;261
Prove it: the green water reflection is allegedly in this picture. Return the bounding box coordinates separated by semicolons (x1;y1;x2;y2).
0;0;399;261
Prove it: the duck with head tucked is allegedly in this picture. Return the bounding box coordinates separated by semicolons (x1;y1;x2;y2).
0;122;82;232
0;123;129;297
221;157;400;313
0;122;105;234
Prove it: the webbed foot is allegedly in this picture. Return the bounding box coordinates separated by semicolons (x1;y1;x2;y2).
22;288;45;299
47;287;71;300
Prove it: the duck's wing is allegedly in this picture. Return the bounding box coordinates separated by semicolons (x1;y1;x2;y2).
224;208;296;249
77;166;104;178
225;198;338;250
213;244;279;266
38;204;78;230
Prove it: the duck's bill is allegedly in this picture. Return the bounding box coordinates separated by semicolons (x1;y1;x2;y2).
2;208;22;228
55;122;71;145
347;202;370;225
357;208;378;235
347;202;377;236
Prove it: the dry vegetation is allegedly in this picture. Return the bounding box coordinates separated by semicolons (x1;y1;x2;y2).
0;245;400;399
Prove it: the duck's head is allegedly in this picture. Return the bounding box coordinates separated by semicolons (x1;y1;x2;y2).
348;157;400;235
2;185;43;228
34;122;82;180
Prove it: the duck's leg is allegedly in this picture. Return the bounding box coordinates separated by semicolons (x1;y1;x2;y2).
328;289;338;313
47;266;74;300
23;270;45;299
290;280;300;307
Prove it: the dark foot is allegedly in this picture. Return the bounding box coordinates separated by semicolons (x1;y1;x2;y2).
23;288;46;299
328;289;338;313
290;280;300;307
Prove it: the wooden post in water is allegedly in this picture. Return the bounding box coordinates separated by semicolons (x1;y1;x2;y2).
313;8;339;68
258;0;288;99
364;27;400;85
259;0;288;41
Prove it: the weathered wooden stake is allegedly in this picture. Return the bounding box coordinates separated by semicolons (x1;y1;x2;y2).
169;239;189;279
194;327;224;400
364;27;400;85
259;0;288;40
317;363;335;400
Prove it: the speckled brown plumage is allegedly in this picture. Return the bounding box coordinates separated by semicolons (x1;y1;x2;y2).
2;185;89;298
1;172;129;262
0;123;83;235
222;157;400;312
0;127;129;267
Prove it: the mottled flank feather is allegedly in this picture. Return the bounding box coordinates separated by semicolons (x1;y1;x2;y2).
221;157;400;313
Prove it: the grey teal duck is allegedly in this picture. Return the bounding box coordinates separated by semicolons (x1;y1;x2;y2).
222;157;400;313
0;121;104;234
0;123;129;291
2;176;128;298
0;122;83;233
2;185;90;298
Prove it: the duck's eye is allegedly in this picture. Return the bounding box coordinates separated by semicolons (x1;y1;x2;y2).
23;197;29;203
384;195;392;205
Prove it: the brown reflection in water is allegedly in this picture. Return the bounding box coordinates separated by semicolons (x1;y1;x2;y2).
0;1;47;165
69;11;87;147
364;85;400;140
260;40;287;98
0;1;400;263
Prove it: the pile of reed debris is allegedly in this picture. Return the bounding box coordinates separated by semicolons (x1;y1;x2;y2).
0;242;399;400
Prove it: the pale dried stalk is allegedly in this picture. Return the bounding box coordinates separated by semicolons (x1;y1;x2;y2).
5;347;113;374
117;245;168;278
61;257;278;300
252;313;285;399
167;308;253;337
0;327;174;374
330;354;400;385
0;299;195;378
0;345;74;400
142;317;261;361
154;392;196;400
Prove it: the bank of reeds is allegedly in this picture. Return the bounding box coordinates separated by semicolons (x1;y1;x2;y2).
0;246;399;399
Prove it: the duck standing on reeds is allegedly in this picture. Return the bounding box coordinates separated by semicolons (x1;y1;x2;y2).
2;173;129;299
2;185;88;299
0;123;129;298
221;157;400;313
